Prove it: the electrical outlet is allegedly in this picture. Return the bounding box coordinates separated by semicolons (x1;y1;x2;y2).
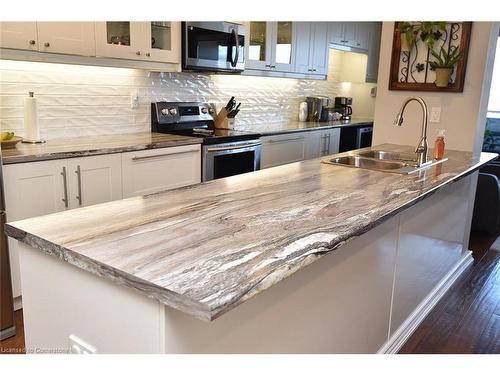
130;90;139;109
430;107;441;123
69;334;96;354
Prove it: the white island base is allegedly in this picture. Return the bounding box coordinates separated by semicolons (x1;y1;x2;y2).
17;174;476;353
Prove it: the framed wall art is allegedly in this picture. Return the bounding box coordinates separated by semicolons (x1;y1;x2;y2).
389;22;472;92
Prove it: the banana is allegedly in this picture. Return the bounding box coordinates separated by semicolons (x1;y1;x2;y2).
0;132;15;141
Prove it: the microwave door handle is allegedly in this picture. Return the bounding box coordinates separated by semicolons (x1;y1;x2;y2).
231;28;239;67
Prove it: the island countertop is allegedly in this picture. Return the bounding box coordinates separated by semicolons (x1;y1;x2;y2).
0;132;203;165
5;144;497;321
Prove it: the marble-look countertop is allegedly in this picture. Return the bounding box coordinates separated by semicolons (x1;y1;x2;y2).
243;117;373;136
5;144;496;321
0;132;203;165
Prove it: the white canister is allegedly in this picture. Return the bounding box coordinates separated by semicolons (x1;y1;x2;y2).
24;92;42;143
298;101;308;122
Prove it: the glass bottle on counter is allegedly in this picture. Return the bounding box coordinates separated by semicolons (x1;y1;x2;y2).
434;129;445;160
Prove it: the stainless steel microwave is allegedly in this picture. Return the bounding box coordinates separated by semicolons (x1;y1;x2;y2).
182;22;245;73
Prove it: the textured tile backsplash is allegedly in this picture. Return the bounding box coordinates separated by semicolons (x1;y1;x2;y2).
0;54;376;139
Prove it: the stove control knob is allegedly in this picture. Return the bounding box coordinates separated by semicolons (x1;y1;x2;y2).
161;108;169;116
169;108;177;116
208;107;215;115
200;107;208;114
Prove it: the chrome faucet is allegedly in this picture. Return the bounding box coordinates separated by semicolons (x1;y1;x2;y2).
394;96;430;167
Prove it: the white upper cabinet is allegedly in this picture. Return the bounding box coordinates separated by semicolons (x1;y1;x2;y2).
246;21;272;70
328;22;369;50
309;23;329;75
36;22;96;56
366;22;382;83
246;21;294;72
95;21;180;63
0;22;38;50
294;22;329;75
142;22;180;63
95;21;144;60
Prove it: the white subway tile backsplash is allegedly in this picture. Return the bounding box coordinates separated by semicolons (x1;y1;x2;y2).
0;59;376;139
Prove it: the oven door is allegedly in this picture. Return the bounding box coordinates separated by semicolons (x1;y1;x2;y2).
203;141;261;181
183;22;245;72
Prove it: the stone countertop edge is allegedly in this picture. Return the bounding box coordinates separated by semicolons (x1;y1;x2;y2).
1;134;203;165
4;149;497;322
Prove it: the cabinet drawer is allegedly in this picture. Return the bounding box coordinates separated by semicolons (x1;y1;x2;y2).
261;133;307;168
122;145;201;198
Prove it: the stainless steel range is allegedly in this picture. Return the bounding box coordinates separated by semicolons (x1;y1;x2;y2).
151;102;261;181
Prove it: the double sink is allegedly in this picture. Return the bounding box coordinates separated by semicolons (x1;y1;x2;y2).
322;150;447;174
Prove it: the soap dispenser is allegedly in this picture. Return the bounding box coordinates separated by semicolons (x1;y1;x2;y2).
434;129;445;160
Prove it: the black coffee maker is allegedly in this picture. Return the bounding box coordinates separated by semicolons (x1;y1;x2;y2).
334;97;353;121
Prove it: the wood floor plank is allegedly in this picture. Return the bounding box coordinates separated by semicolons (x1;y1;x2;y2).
473;313;500;354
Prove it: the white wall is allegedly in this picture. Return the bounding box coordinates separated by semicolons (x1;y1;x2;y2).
0;55;376;140
373;22;499;154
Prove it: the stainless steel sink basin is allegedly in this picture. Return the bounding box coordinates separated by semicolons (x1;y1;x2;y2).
357;150;417;163
322;151;448;174
324;156;410;172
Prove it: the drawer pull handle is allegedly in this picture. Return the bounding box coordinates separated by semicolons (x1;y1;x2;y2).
75;165;83;206
131;149;199;161
44;42;50;47
268;136;304;143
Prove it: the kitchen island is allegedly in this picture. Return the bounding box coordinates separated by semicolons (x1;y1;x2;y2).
5;144;497;353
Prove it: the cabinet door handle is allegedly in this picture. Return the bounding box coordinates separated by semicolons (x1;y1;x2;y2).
265;64;271;68
131;149;199;161
270;65;276;69
44;42;50;47
146;52;151;57
75;165;82;207
61;167;69;209
136;51;141;56
29;39;36;45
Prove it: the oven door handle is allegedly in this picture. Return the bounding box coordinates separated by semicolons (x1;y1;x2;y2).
230;28;239;67
205;143;259;152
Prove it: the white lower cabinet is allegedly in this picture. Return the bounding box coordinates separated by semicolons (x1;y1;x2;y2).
67;154;122;208
260;133;308;169
305;128;340;159
4;147;201;301
3;159;69;299
121;145;201;198
261;129;340;169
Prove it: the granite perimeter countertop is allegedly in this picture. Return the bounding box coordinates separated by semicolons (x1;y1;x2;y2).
244;117;374;136
0;132;203;164
5;144;496;321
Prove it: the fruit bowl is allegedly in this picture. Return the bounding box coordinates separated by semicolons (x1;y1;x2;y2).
1;136;23;149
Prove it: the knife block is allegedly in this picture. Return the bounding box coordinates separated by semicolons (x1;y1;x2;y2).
215;108;233;129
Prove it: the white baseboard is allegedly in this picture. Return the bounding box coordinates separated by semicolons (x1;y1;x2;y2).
377;251;474;354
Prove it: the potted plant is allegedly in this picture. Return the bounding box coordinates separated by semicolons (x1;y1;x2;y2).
398;22;417;52
429;46;463;87
419;22;446;48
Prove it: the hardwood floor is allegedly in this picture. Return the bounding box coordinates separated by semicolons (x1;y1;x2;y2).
1;231;499;354
399;230;500;354
0;309;25;354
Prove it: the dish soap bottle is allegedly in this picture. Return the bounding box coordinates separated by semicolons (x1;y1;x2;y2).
434;129;445;160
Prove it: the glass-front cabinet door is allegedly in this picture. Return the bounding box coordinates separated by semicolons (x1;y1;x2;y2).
245;22;294;72
272;22;294;72
95;22;180;63
143;22;180;63
95;22;143;59
245;21;271;70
